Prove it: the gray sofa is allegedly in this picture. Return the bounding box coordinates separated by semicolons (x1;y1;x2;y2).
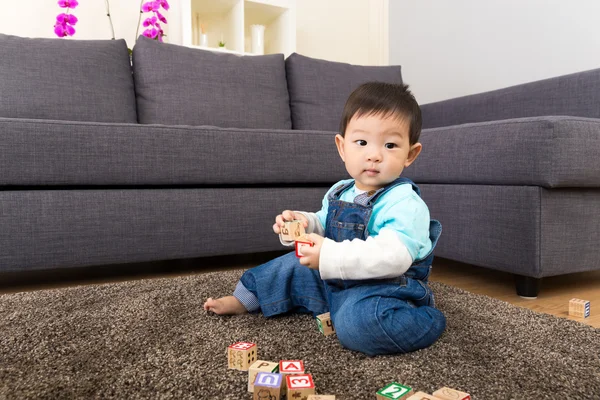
1;34;598;297
409;69;600;297
0;34;393;277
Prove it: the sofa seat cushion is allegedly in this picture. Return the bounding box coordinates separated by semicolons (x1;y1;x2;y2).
132;37;292;130
405;116;600;188
0;34;137;124
0;118;346;186
285;53;403;132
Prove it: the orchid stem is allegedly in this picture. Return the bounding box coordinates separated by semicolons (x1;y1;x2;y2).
135;0;144;43
104;0;116;40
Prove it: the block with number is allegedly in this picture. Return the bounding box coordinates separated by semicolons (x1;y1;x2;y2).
280;220;306;241
286;373;315;399
248;360;280;392
376;382;412;399
227;341;257;371
279;360;305;375
406;392;444;400
569;298;591;318
253;372;284;400
307;395;336;400
432;387;471;400
316;312;336;336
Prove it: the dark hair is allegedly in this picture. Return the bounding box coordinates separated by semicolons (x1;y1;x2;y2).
339;82;422;145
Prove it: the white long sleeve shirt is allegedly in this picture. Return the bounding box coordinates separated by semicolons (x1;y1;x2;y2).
281;179;433;281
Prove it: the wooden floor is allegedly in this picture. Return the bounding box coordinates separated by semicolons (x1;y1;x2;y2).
430;258;600;328
1;254;598;328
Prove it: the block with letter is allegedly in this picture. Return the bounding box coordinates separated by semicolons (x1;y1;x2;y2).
286;373;315;400
432;387;471;400
295;234;314;257
307;395;336;400
227;341;257;371
279;360;305;375
316;312;336;336
248;360;280;392
376;382;412;399
253;372;284;400
280;220;306;241
405;392;444;400
569;298;591;318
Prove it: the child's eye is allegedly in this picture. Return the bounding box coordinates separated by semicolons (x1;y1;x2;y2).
355;140;367;146
385;143;397;149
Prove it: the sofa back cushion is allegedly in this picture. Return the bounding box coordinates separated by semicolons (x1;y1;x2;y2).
132;36;292;129
0;34;137;123
420;67;600;129
285;53;403;132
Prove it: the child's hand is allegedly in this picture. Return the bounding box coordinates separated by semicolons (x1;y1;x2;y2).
298;233;323;270
273;210;309;235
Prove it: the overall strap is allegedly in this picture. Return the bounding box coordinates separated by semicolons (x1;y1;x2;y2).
327;181;356;201
367;177;421;206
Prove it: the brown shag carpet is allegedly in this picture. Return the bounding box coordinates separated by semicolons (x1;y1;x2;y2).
1;269;599;400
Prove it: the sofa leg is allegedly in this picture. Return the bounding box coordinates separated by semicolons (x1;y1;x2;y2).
514;275;541;298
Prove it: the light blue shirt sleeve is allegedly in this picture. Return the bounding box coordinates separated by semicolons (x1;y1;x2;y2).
369;186;433;262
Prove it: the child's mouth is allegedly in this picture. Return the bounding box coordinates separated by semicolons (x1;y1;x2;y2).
365;169;379;177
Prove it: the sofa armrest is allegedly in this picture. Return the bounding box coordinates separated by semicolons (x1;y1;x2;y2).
405;116;600;189
420;68;600;129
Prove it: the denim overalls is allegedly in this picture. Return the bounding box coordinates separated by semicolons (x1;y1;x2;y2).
238;178;446;356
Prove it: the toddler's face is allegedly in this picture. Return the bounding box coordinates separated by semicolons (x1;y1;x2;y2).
335;112;422;192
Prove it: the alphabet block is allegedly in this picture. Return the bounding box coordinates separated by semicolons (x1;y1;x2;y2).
279;360;305;375
295;234;314;257
569;298;591;318
286;373;315;400
432;387;471;400
405;392;444;400
280;220;306;242
227;341;257;371
316;312;335;336
248;360;280;392
376;382;412;399
253;372;284;400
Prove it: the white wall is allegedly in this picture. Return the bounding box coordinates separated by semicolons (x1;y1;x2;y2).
296;0;371;64
390;0;600;104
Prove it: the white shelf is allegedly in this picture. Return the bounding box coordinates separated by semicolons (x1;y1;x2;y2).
180;0;296;57
184;43;258;56
245;0;293;8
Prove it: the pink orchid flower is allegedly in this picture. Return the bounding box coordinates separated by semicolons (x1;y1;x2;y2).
58;0;78;8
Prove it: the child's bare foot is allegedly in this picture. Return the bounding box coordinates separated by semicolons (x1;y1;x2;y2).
203;296;248;315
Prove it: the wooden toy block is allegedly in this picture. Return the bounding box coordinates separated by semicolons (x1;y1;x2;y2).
308;395;336;400
253;372;284;400
405;392;444;400
248;360;279;392
295;234;314;257
569;298;591;318
286;373;315;400
432;387;471;400
227;341;257;371
280;220;305;242
279;360;305;375
376;382;412;399
316;312;336;336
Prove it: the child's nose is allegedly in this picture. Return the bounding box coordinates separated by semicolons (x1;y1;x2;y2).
367;149;382;162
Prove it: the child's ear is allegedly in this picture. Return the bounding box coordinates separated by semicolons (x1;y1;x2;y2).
335;134;346;162
404;142;422;167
